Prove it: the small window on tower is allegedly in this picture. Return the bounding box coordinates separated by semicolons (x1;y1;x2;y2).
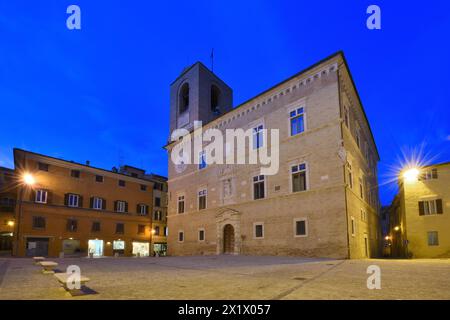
211;85;221;113
179;83;189;113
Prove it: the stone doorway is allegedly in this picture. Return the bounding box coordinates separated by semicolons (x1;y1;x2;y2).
216;208;241;255
223;224;235;254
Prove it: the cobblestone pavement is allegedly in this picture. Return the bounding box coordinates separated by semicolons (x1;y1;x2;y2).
0;256;449;300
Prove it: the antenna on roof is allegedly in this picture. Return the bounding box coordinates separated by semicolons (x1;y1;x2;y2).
210;48;214;72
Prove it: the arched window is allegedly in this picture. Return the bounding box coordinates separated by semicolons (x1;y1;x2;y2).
211;85;221;112
179;83;189;114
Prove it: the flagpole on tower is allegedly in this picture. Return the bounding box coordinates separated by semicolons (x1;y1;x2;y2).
210;48;214;72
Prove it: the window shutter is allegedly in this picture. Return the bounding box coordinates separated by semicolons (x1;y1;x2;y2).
136;204;140;214
418;201;425;215
436;199;443;214
432;168;438;179
90;197;94;209
146;205;149;215
79;196;83;208
46;191;52;204
102;199;106;210
30;190;36;202
114;201;118;212
125;202;128;213
64;194;69;206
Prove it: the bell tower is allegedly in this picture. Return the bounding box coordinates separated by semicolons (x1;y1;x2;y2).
169;62;233;135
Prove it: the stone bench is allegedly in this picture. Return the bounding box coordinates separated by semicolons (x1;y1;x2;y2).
54;273;91;296
33;257;45;265
38;261;58;274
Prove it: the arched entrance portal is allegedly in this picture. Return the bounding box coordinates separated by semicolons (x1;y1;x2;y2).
223;224;235;254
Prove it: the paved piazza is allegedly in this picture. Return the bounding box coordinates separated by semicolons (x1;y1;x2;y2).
0;256;449;299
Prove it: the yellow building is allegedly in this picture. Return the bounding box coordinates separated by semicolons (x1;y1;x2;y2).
389;162;450;258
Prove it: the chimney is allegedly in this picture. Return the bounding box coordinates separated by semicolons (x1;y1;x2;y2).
86;160;90;166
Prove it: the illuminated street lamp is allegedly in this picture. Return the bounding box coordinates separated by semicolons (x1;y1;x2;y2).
15;172;36;256
394;226;400;232
403;167;419;182
384;236;390;241
7;220;15;227
23;173;36;186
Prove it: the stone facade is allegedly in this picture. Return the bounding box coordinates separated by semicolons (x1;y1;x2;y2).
166;52;381;259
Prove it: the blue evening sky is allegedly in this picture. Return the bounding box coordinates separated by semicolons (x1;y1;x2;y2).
1;1;449;205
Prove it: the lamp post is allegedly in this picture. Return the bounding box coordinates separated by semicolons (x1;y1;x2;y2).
14;173;35;256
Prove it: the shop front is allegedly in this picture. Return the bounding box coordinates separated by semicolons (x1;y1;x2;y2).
132;241;150;257
153;243;167;256
88;239;104;257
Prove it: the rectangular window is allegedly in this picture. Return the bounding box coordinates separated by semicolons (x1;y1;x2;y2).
138;204;148;215
140;184;147;191
154;210;162;221
154;182;164;191
253;175;265;200
116;201;127;213
131;173;139;178
347;162;353;189
35;189;48;204
198;189;207;210
421;168;438;180
118;180;126;187
290;107;305;136
155;197;161;207
68;194;80;207
253;124;264;149
95;175;104;183
71;170;80;178
198;229;205;241
154;226;160;235
419;199;443;215
344;106;349;128
92;197;103;210
254;223;264;239
294;219;307;237
66;219;78;232
198;151;207;170
292;163;307;192
361;209;367;222
38;162;49;171
91;221;101;232
164;227;168;236
427;231;439;246
178;231;184;242
177;195;185;214
351;217;356;236
32;216;46;229
138;225;145;234
115;223;124;234
359;177;364;199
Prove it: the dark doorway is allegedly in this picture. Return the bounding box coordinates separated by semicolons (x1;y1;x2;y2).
26;237;49;257
223;224;235;254
0;232;13;255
